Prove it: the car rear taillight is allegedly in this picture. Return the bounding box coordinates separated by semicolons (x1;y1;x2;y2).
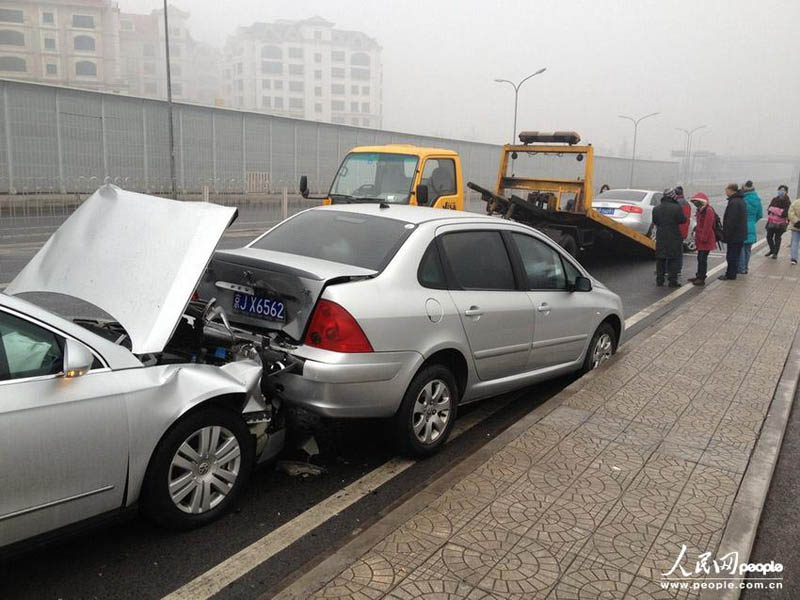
304;299;373;353
618;204;643;214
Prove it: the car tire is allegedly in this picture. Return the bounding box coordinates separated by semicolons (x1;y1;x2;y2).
581;322;617;374
141;406;254;530
393;364;458;458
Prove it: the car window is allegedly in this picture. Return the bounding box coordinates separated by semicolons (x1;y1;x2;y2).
511;233;567;290
251;210;414;271
0;311;63;382
440;231;515;290
650;193;663;206
420;158;456;204
562;256;583;286
418;241;447;289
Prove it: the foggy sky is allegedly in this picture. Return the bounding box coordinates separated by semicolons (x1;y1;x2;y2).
118;0;800;161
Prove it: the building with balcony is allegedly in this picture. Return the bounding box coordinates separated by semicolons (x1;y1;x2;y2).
0;0;122;90
222;16;382;127
118;5;222;104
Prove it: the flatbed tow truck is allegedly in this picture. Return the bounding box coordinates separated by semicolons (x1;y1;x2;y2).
467;131;656;256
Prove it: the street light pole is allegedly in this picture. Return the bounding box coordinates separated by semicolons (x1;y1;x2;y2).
688;129;710;186
495;67;547;144
618;112;659;188
163;0;177;200
676;125;706;186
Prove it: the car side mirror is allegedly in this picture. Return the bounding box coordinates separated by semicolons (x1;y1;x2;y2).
63;338;94;378
299;175;309;199
573;276;592;292
416;184;429;206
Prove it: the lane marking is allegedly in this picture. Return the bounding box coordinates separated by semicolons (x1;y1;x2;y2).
161;394;517;600
623;239;767;330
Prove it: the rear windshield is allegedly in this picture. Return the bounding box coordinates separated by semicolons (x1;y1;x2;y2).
251;210;413;271
596;190;648;202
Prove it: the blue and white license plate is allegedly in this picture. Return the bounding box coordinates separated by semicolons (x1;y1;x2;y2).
232;291;286;322
597;207;615;215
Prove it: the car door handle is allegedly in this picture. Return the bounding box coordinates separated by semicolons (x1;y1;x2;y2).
537;303;551;313
464;306;483;317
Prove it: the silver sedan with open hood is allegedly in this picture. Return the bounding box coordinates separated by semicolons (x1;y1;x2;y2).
0;185;288;553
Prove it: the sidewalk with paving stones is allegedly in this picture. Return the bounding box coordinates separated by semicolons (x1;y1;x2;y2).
289;255;800;600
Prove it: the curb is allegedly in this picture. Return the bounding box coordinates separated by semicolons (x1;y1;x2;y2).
700;324;800;600
268;300;693;600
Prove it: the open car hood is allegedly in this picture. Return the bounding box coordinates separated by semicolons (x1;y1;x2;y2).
6;185;237;355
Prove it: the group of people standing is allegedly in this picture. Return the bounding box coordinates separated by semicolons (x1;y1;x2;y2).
652;181;800;287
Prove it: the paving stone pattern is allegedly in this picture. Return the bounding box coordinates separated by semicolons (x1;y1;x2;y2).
310;257;800;600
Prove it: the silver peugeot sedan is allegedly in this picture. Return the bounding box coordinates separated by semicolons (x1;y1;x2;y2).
200;204;624;457
0;186;286;553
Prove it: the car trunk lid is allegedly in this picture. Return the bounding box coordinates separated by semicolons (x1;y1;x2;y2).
5;185;237;355
200;247;377;342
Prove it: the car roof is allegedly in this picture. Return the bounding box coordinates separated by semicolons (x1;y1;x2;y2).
349;144;458;158
313;203;502;225
600;188;657;194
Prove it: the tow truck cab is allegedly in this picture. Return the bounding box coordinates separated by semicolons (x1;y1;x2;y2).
299;145;465;210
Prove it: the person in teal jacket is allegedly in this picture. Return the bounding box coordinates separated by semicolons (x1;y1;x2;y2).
739;180;763;274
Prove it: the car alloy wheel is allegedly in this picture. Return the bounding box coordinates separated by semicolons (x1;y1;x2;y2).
411;379;452;445
168;425;241;514
591;332;614;369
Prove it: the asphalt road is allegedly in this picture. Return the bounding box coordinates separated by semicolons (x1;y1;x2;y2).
0;202;737;600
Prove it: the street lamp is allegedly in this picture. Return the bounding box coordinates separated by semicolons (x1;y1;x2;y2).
618;112;659;188
688;129;710;186
163;0;177;200
676;125;707;186
494;67;547;144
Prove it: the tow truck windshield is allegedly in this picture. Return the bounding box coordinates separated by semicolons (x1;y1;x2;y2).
329;152;418;204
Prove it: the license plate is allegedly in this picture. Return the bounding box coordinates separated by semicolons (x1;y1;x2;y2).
597;207;615;215
232;291;286;322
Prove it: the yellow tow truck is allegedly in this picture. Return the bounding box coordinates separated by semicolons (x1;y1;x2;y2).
467;131;656;256
299;144;464;210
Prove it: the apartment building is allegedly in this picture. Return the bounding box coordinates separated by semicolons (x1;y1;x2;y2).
223;16;382;127
0;0;122;90
118;5;222;104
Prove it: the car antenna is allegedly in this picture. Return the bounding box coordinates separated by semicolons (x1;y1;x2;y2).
379;202;390;209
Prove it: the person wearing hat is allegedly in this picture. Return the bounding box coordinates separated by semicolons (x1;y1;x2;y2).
719;183;747;280
765;184;791;258
687;192;717;285
738;180;763;274
652;188;687;287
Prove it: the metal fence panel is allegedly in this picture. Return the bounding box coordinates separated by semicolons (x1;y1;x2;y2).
60;88;103;192
106;96;145;189
215;110;243;192
182;105;214;192
0;80;691;199
144;100;170;193
270;118;295;188
295;120;318;190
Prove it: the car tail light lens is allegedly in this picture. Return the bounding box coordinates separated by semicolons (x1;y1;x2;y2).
304;299;373;353
618;204;643;214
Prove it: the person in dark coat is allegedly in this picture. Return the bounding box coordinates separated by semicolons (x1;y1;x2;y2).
719;183;747;280
674;186;691;277
652;188;687;287
765;184;791;258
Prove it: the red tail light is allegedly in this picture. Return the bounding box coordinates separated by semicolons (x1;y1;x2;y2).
304;299;373;353
618;204;643;214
